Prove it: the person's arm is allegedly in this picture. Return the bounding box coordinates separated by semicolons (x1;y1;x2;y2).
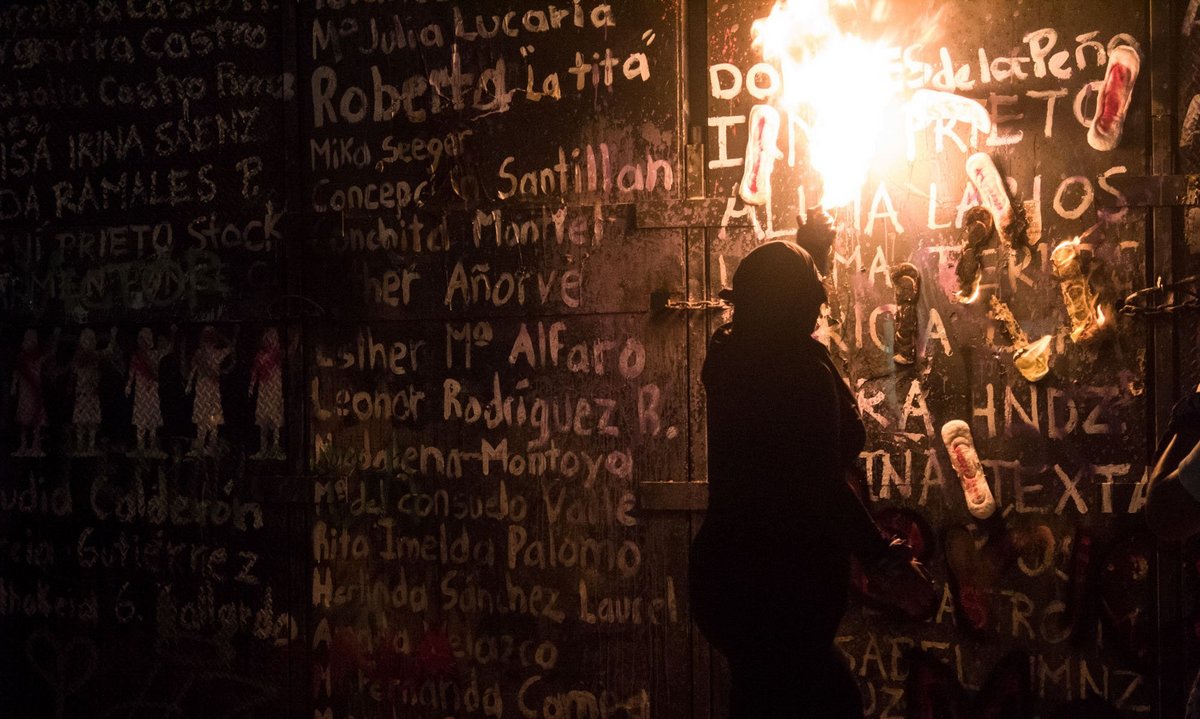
788;361;889;561
1146;424;1200;541
824;465;890;561
795;367;936;618
823;347;889;560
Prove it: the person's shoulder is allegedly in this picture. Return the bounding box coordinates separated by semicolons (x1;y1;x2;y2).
701;324;735;385
797;337;837;371
1173;391;1200;427
703;324;736;363
791;340;841;398
801;335;836;360
708;323;734;345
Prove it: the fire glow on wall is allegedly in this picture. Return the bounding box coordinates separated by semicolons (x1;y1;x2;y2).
736;0;1140;213
735;0;1140;387
740;0;953;210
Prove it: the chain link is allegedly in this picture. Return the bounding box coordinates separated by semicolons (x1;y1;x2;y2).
1119;275;1200;317
665;299;731;311
1118;299;1200;317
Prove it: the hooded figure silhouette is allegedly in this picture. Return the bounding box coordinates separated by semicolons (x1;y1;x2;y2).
690;240;889;718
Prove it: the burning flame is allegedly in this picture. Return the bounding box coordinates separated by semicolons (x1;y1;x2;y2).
1050;235;1082;273
1095;304;1107;327
752;0;902;208
958;278;982;305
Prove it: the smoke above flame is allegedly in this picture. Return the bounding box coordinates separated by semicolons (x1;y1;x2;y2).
752;0;934;208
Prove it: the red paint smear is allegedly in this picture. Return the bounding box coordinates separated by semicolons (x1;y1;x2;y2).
958;585;989;630
747;114;767;194
322;625;459;712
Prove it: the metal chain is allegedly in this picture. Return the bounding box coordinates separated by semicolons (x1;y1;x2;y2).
664;299;731;311
1119;275;1200;316
1118;299;1200;317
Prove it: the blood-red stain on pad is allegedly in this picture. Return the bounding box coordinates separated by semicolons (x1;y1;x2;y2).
1097;64;1131;133
952;445;973;477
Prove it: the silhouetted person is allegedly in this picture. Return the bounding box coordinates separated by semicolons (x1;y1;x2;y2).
1147;386;1200;541
1145;385;1200;718
690;238;934;718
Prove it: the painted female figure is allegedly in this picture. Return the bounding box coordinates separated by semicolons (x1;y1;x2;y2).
127;327;171;457
11;329;56;457
70;328;117;456
248;328;284;459
187;326;233;456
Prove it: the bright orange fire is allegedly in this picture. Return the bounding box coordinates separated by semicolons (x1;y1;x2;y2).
752;0;901;208
959;277;982;305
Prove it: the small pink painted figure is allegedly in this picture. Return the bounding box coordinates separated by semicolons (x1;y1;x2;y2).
11;328;57;457
70;327;119;456
187;326;233;456
248;328;284;459
126;327;172;457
